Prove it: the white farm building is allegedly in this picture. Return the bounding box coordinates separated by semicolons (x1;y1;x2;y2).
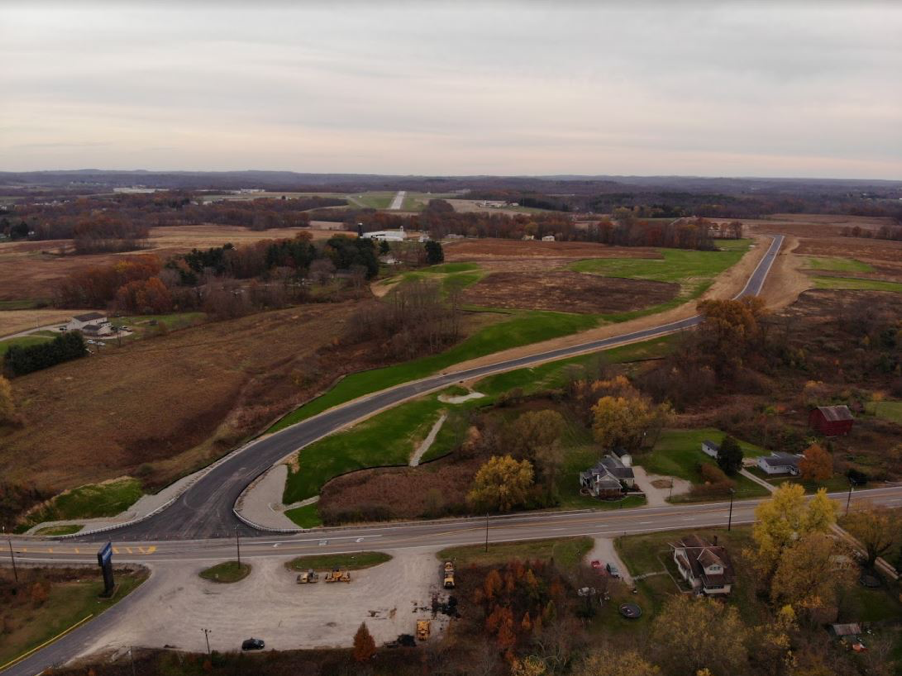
361;226;406;242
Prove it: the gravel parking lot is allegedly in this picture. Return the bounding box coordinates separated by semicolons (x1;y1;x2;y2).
78;549;450;658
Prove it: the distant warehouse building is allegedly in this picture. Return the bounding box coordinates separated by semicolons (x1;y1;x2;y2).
809;405;855;437
361;226;406;242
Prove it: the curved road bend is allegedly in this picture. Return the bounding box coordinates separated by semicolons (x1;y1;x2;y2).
66;235;784;541
6;483;902;676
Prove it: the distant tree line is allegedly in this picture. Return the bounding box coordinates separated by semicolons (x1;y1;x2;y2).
4;332;87;377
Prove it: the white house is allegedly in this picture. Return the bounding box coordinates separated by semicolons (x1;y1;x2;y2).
701;440;720;458
541;235;555;242
757;452;802;476
672;535;734;596
67;312;110;335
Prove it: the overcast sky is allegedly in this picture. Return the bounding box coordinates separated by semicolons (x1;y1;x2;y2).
2;2;900;179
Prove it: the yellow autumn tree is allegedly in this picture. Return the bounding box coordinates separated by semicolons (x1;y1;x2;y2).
467;455;534;513
591;395;668;450
771;532;853;612
844;504;896;568
650;595;747;675
0;375;15;424
751;484;838;578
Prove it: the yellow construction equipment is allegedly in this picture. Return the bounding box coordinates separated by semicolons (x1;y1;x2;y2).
296;569;319;584
442;561;455;589
416;619;431;642
324;568;351;583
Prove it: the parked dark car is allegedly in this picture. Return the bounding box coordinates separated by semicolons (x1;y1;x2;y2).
242;638;265;651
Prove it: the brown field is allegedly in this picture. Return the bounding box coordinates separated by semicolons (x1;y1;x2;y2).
462;271;678;314
0;309;86;337
0;302;380;493
0;225;354;301
444;237;660;261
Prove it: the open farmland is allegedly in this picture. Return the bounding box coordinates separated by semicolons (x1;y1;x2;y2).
0;302;373;497
0;225;354;302
462;270;678;314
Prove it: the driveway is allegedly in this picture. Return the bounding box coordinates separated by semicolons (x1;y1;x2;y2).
585;538;632;584
632;466;691;506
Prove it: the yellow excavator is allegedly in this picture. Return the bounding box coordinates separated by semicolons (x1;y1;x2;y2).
324;568;351;583
442;561;455;589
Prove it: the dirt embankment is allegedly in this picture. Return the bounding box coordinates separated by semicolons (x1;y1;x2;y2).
0;302;381;494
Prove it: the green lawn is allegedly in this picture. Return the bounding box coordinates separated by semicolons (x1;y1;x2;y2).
199;561;251;583
571;246;749;301
714;238;755;251
803;257;874;273
284;502;322;528
0;334;53;356
285;551;392;571
283;395;452;504
0;569;146;669
866;401;902;424
270;310;599;432
638;428;771;500
24;478;144;528
438;537;593;571
0;299;47;310
749;469;853;495
812;276;902;293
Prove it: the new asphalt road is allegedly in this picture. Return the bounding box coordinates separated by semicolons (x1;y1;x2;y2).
82;235;784;541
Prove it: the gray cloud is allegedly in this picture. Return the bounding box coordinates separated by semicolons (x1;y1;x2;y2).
0;2;900;177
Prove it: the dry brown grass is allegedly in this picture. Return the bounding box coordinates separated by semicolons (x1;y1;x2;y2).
443;237;659;261
0;309;85;337
0;302;372;493
462;271;678;314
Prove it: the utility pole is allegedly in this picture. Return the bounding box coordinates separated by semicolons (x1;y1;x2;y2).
202;628;212;657
669;477;674;500
3;527;18;585
727;488;735;532
129;646;136;676
235;525;241;567
484;512;489;553
846;478;854;516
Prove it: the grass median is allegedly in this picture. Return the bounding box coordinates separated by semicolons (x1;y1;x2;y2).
199;561;252;583
285;551;391;571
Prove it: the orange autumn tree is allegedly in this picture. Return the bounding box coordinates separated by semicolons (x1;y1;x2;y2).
799;444;833;482
352;622;376;663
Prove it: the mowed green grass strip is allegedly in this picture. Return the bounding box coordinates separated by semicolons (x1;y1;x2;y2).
639;428;770;500
286;551;391;571
802;257;874;273
812;276;902;293
270;309;598;432
24;478;144;528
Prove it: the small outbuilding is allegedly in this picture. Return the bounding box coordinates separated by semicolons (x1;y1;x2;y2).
757;452;802;476
701;440;720;458
809;405;854;436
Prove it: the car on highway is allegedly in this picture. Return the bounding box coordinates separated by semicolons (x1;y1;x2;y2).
241;638;265;651
606;562;621;578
